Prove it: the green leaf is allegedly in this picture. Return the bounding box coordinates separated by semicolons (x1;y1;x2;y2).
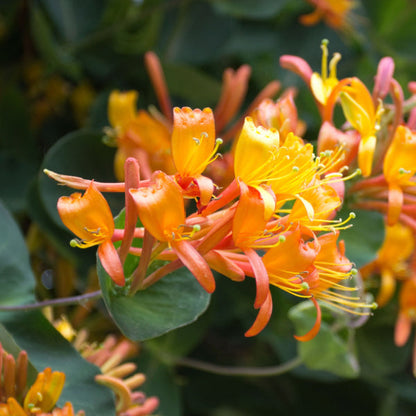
289;301;360;378
356;302;410;376
0;201;36;306
338;208;385;268
30;5;81;79
1;311;115;415
163;63;222;107
39;129;123;228
212;0;292;19
98;257;211;341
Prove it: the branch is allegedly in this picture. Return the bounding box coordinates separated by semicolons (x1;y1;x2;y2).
0;291;102;311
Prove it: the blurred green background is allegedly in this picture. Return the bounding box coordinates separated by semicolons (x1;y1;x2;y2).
1;0;416;415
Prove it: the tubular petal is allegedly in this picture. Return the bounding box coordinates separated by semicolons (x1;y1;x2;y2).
294;297;322;342
171;239;216;293
395;313;411;347
98;240;125;286
245;292;273;337
244;248;270;309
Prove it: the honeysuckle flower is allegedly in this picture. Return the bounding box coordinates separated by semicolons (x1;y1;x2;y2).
310;39;341;107
383;125;416;225
57;181;125;286
250;92;306;140
361;223;414;307
340;77;383;177
108;90;173;180
80;334;159;416
130;171;215;293
299;0;356;32
171;106;221;206
395;278;416;376
0;342;82;416
23;368;65;413
317;121;360;173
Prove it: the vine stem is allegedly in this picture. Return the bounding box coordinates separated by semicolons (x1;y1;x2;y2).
173;355;303;377
0;291;102;311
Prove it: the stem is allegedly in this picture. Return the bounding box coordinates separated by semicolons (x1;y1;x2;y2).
0;291;102;311
174;355;303;377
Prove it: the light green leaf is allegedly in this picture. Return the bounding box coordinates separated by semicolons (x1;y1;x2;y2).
289;301;360;378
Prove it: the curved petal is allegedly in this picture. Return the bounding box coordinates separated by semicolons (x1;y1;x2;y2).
294;297;322;342
171;239;215;293
245;292;273;337
98;240;125;286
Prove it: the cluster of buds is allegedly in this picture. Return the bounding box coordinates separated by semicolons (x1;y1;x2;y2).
0;342;84;416
44;44;387;342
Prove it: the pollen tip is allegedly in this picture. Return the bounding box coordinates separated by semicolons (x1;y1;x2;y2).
351;268;358;275
349;212;356;219
279;235;286;243
70;239;78;248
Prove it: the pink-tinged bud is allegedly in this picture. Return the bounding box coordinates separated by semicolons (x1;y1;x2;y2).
373;57;395;101
408;81;416;95
317;121;360;172
280;55;313;85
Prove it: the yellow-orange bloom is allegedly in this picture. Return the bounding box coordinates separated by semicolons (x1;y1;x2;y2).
234;116;280;186
362;223;414;307
108;90;173;180
383;125;416;225
57;182;125;286
340;77;383;177
171;107;218;179
310;39;341;106
395;278;416;376
23;368;65;413
300;0;355;31
130;171;215;293
108;90;138;134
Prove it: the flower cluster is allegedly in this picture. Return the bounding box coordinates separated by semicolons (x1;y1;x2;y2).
281;40;416;371
44;44;386;342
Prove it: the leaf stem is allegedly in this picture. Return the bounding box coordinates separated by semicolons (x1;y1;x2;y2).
0;291;102;311
173;355;303;377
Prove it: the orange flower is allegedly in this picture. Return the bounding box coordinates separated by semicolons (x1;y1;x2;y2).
130;171;215;293
57;182;125;286
383;125;416;225
300;0;356;31
108;90;172;180
362;223;414;307
310;39;341;106
171;107;219;178
23;368;65;413
395;278;416;376
340;77;383;177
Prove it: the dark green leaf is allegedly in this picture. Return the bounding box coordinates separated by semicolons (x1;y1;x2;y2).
338;208;385;268
39;129;123;228
0;201;36;306
163;63;222;107
212;0;292;19
98;257;211;341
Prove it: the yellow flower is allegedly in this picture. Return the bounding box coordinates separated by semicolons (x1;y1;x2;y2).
310;39;341;106
383;125;416;225
362;223;414;307
23;368;65;413
340;77;383;177
171;107;219;179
